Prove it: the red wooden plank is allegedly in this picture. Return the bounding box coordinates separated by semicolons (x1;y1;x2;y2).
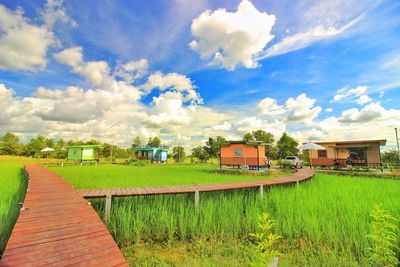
0;164;127;266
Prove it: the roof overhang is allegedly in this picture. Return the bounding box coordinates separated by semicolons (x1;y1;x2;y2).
222;140;273;146
315;139;386;146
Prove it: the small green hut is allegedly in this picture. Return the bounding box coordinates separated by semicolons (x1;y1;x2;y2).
67;145;101;162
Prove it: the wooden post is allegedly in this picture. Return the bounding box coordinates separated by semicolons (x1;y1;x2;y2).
194;190;200;208
61;162;64;167
105;194;112;222
296;180;299;187
259;185;264;199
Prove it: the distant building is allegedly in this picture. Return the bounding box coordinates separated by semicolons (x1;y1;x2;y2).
309;139;386;167
220;141;271;169
67;145;101;162
132;146;168;163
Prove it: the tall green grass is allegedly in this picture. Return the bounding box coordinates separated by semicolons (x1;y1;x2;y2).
0;162;27;255
50;164;286;188
88;174;399;265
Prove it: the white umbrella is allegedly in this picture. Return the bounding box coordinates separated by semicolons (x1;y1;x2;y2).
41;147;55;152
299;142;326;150
299;142;326;168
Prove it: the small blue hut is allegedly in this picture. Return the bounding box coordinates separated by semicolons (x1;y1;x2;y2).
132;146;168;163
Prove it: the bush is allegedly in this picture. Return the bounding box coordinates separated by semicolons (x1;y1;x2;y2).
249;212;282;266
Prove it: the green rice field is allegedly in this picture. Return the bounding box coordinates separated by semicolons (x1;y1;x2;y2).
1;160;399;265
82;173;399;266
0;162;26;254
49;164;286;188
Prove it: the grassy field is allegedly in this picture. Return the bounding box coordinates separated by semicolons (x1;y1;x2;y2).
1;158;399;265
0;162;27;254
49;164;287;188
83;173;400;266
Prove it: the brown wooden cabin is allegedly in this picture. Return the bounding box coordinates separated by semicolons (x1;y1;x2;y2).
220;141;271;169
309;139;386;167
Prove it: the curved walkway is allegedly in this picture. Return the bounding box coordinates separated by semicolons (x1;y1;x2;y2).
0;164;127;267
78;168;314;198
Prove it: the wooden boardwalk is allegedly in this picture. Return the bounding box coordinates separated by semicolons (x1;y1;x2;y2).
0;164;127;267
78;168;314;198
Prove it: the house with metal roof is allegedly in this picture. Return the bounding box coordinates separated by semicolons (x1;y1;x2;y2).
309;139;386;167
132;146;168;163
219;141;272;170
67;145;101;162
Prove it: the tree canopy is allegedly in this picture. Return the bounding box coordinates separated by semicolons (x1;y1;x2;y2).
147;136;161;147
172;146;186;163
276;132;299;159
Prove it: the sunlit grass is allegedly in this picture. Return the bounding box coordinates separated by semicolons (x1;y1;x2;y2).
0;162;26;254
50;164;287;188
85;173;400;266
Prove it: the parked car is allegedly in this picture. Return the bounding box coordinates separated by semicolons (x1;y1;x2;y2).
283;156;303;168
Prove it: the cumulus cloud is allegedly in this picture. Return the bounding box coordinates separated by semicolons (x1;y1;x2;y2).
257;93;322;124
332;85;371;105
114;59;149;83
0;1;75;71
0;5;55;71
141;71;202;103
189;0;276;70
53;46;83;67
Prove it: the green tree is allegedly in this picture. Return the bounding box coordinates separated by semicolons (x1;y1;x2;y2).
192;146;208;163
23;135;46;157
381;150;400;165
147;137;161;147
276;133;299;159
252;130;275;143
0;132;22;155
55;139;67;159
133;136;142;147
243;132;254;141
45;138;55;148
205;136;228;160
172;146;185;163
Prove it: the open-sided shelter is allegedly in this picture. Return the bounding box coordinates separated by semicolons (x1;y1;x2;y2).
309;139;386;167
132;146;168;163
220;141;271;169
67;145;101;162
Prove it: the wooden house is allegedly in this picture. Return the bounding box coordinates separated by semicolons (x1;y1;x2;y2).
67;145;101;162
132;146;168;163
220;141;270;169
309;139;386;167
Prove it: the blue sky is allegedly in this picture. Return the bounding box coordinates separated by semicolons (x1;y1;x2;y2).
0;0;399;148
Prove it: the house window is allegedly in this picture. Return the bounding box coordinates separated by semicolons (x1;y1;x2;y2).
349;148;366;160
318;150;327;158
234;148;242;157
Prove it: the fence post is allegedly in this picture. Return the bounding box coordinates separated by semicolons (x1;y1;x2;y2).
296;180;299;187
105;194;112;222
194;190;200;208
259;185;264;199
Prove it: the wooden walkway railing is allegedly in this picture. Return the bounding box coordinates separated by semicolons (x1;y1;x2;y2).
0;164;127;267
78;168;314;221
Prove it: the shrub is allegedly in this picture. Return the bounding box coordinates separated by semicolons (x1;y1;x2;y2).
249;212;282;266
367;204;399;267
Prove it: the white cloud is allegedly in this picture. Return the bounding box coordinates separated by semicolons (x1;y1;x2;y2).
144;91;193;128
141;71;202;103
53;46;83;67
0;1;75;71
114;59;149;83
257;97;285;116
325;108;333;112
0;5;55;71
261;16;361;58
41;0;76;29
332;85;372;105
257;93;322;124
189;0;276;70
